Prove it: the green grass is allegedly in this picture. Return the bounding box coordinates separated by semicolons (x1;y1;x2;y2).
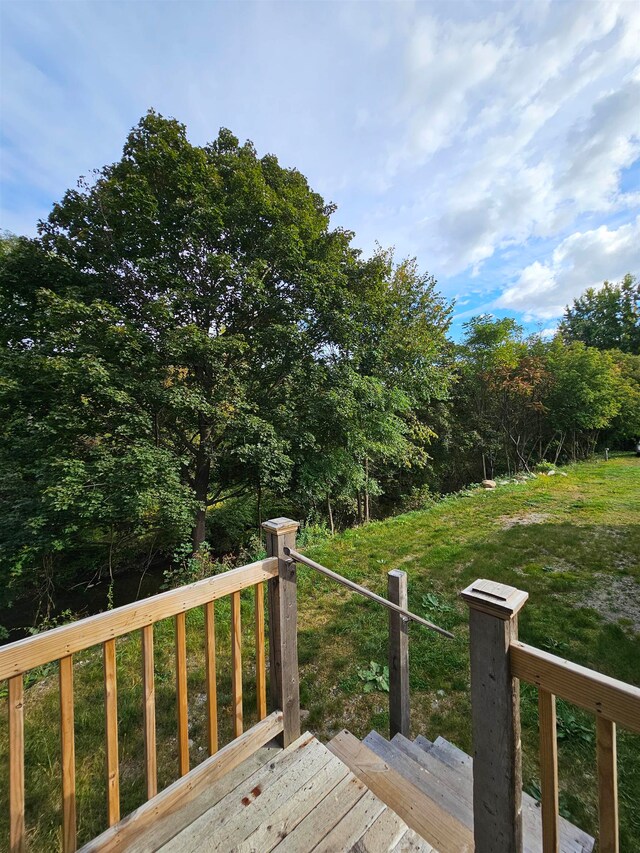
1;455;639;850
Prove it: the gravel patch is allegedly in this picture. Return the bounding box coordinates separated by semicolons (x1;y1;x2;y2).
498;512;550;529
578;573;640;632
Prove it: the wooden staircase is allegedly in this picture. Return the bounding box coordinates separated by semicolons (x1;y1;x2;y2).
328;729;596;853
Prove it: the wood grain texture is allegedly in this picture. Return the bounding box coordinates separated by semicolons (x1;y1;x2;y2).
203;601;218;755
235;754;350;853
255;581;267;721
393;733;594;853
141;625;157;799
175;613;189;777
60;655;77;852
511;641;640;733
538;689;559;853
468;608;522;853
264;521;300;748
388;569;410;739
76;711;284;853
9;674;25;853
162;733;323;851
596;716;619;853
272;772;368;853
311;790;386;853
103;639;120;826
327;730;473;853
231;590;243;738
0;558;278;680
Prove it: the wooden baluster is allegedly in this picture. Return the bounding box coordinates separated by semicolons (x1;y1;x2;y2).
204;601;218;755
175;612;189;776
231;591;243;737
141;625;157;799
59;656;77;852
103;639;120;826
597;716;619;853
255;582;267;721
9;674;25;853
538;689;559;853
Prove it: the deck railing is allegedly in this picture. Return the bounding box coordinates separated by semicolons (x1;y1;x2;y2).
461;578;640;853
283;544;453;739
0;523;297;853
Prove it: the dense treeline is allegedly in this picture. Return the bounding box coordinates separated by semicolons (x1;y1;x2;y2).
1;112;638;617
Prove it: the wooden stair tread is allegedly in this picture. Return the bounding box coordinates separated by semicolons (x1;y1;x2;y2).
364;732;471;829
411;734;594;853
350;807;434;852
327;729;473;853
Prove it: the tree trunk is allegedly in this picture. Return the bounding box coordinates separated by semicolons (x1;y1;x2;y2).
364;457;370;523
327;493;334;536
356;490;363;525
191;453;211;553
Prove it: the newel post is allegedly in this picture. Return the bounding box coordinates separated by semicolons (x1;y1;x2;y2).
388;569;410;738
461;579;529;853
262;517;301;747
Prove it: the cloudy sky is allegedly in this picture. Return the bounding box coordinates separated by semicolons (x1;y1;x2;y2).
1;0;639;337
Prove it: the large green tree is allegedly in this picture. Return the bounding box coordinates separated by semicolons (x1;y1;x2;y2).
39;111;363;550
1;112;454;608
560;274;639;354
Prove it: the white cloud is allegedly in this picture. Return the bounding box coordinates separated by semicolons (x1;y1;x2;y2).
496;217;640;319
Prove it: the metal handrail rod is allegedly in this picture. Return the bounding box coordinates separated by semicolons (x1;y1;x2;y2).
283;547;454;639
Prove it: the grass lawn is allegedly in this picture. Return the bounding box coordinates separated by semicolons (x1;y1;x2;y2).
1;454;639;850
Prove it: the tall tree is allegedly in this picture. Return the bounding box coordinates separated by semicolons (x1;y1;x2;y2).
40;111;359;550
560;274;639;354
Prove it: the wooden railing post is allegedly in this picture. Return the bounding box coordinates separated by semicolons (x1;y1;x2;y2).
262;517;300;747
388;569;410;739
461;579;529;853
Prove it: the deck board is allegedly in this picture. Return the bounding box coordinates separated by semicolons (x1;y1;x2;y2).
235;755;350;853
270;773;368;852
311;790;386;853
159;733;324;852
157;733;431;853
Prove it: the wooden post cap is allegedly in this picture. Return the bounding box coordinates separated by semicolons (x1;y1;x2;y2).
460;578;528;619
261;518;299;535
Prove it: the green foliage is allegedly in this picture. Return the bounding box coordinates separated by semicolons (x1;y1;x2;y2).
0;111;636;615
421;592;454;615
556;702;595;746
0;113;457;609
356;661;390;693
560;274;639;354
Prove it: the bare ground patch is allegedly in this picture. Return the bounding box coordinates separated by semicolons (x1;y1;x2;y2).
498;512;550;529
578;573;640;632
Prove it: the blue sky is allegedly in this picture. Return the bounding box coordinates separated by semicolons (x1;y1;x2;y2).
1;0;639;339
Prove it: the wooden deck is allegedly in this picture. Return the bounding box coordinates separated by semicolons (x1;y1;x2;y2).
124;732;433;853
78;726;594;853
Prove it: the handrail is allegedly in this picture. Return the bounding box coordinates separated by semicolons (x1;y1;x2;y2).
0;557;278;680
284;547;454;639
511;640;640;733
